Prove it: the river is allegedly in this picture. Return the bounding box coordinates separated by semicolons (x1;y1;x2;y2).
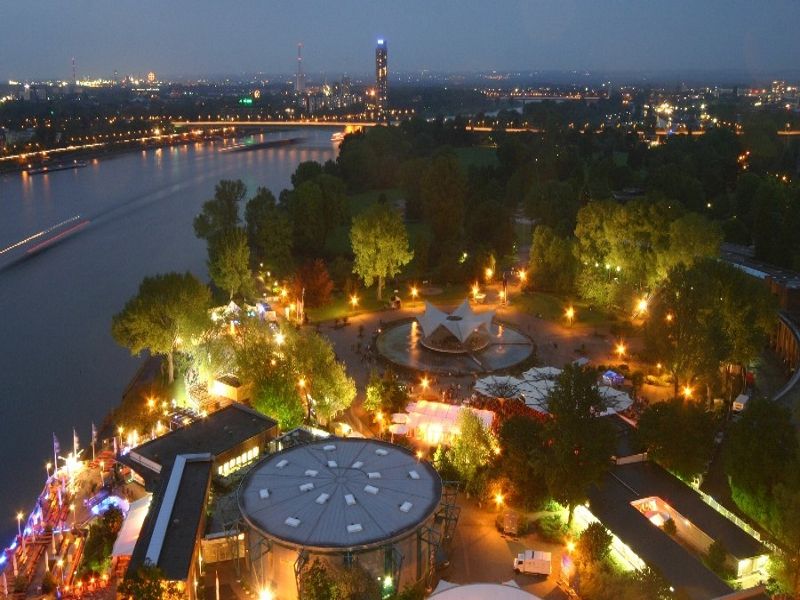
0;128;337;539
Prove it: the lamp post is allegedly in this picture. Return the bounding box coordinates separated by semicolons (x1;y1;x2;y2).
410;286;418;307
565;306;575;327
16;512;22;538
350;294;359;311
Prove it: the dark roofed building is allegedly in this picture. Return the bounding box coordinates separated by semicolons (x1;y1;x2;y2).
127;453;213;599
588;461;768;600
123;403;278;487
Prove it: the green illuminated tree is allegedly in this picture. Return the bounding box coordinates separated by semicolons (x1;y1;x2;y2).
577;522;613;564
528;225;577;292
446;409;495;496
538;364;615;524
208;227;252;300
112;272;210;383
350;202;413;300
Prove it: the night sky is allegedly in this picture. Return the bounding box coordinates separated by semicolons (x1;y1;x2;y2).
2;0;799;80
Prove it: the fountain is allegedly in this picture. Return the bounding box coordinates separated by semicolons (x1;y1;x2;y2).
376;300;534;375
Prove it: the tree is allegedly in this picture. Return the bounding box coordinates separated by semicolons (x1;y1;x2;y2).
286;328;356;424
724;398;799;525
364;370;409;416
769;484;800;595
350;202;413;300
539;364;615;524
446;409;496;496
119;562;183;600
193;179;246;241
208;227;252;300
290;259;334;308
244;187;293;275
528;225;577;293
637;400;716;481
577;522;613;564
285;180;327;255
421;152;466;265
645;259;776;396
498;415;546;507
252;372;305;430
112;273;210;383
298;560;335;600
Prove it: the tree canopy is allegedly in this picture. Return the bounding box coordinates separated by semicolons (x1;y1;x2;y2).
208;227;252;300
244;187;293;275
193;179;246;242
111;272;210;383
538;364;616;523
637;399;716;481
350;201;413;299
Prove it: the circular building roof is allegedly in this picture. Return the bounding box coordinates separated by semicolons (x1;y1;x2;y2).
238;438;442;551
430;583;540;599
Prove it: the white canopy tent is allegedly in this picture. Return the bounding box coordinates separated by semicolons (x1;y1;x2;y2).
474;375;523;399
111;494;152;558
521;366;562;381
404;400;495;446
417;300;494;344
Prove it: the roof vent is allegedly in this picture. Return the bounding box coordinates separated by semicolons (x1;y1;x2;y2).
408;470;420;480
304;469;318;477
259;488;270;500
285;517;301;527
324;444;336;451
375;448;389;456
299;482;314;492
345;494;356;506
276;459;288;469
367;472;381;479
400;501;413;513
315;493;330;504
327;460;338;468
351;461;364;469
364;485;379;495
347;523;363;533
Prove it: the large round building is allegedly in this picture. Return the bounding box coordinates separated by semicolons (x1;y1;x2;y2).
238;438;443;599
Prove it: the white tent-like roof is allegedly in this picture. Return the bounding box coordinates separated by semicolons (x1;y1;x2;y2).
111;494;152;557
405;400;495;445
474;375;523;399
417;300;494;344
522;366;562;381
429;581;540;599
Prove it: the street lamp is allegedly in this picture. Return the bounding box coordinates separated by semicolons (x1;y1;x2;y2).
410;286;418;304
565;306;575;326
615;342;626;359
485;267;494;282
350;294;359;310
635;297;648;315
46;462;52;479
682;385;693;399
16;512;22;538
274;332;285;346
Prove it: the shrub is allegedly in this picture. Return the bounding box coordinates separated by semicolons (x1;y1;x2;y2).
533;515;568;544
577;522;613;563
662;517;676;536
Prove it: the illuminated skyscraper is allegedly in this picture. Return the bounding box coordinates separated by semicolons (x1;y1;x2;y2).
375;39;388;120
295;43;306;94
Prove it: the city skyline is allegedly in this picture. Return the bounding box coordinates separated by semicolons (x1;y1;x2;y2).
2;0;800;81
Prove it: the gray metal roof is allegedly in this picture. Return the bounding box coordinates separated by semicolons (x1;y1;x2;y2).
238;439;442;550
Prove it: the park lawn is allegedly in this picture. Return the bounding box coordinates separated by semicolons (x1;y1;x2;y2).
306;292;385;323
512;291;611;327
455;146;499;170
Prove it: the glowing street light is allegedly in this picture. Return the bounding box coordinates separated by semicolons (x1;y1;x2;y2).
665;313;674;323
494;492;504;508
46;462;52;479
410;286;419;302
518;269;527;284
420;376;429;390
485;267;494;282
274;332;285;346
259;589;274;600
350;294;359;309
635;297;648;315
565;306;575;325
682;385;693;399
298;377;306;389
16;512;23;538
615;342;626;359
566;539;576;554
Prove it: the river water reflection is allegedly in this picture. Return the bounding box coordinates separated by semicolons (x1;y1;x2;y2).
0;129;336;534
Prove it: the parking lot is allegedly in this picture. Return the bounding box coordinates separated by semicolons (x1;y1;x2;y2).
445;496;569;599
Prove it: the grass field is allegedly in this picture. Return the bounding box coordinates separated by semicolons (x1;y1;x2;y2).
512;291;611;327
